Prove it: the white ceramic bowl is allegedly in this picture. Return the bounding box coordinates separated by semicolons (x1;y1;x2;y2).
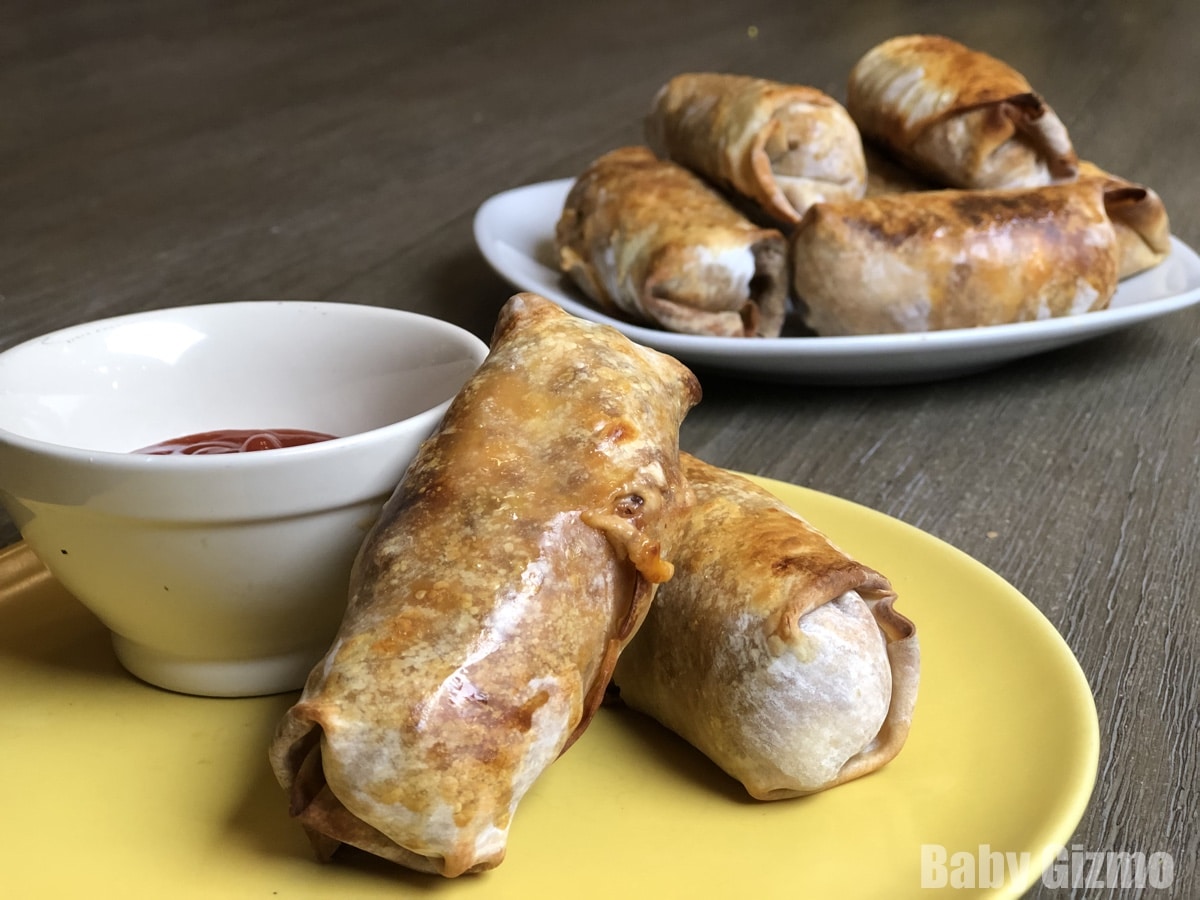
0;301;489;697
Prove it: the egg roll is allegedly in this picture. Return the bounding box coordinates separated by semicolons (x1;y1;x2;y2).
789;180;1119;335
269;293;700;877
1077;161;1171;279
556;145;788;337
645;72;867;225
612;456;919;800
847;34;1078;190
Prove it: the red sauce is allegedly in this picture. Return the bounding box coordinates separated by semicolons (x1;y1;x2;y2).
133;428;338;455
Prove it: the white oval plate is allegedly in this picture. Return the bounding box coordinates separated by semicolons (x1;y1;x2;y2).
473;178;1200;384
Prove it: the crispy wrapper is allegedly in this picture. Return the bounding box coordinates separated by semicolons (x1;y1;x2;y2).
269;293;700;877
862;149;1169;280
790;180;1119;335
613;457;919;800
1077;161;1171;279
556;146;789;337
645;72;867;225
847;34;1078;190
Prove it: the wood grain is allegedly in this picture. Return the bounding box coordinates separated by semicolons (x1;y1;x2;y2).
2;2;1196;896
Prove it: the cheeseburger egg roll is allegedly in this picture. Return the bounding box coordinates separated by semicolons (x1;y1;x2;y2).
646;72;868;225
789;180;1119;335
270;294;700;877
847;34;1078;190
613;456;919;800
556;146;788;337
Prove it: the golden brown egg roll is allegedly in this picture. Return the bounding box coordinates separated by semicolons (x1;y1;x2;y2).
789;180;1119;335
1077;161;1171;279
645;72;867;225
556;145;789;337
612;456;919;800
861;148;1168;281
269;293;700;877
847;34;1078;190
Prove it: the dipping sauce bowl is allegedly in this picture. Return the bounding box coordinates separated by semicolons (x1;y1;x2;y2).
0;301;489;697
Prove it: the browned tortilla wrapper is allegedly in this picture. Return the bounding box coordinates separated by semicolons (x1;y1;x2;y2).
790;180;1119;335
269;293;700;877
613;456;919;800
862;150;1169;280
556;146;789;337
645;72;867;225
847;34;1078;190
1077;161;1171;279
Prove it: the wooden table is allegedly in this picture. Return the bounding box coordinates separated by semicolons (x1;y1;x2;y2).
3;2;1196;896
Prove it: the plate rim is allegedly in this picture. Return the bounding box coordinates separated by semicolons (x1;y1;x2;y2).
474;177;1200;369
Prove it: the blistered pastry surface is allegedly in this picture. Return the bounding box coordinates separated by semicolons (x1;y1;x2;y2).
647;73;867;223
790;181;1119;334
613;456;919;800
556;145;788;337
271;294;699;875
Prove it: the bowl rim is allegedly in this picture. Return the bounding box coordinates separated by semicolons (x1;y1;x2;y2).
0;299;490;467
0;398;454;471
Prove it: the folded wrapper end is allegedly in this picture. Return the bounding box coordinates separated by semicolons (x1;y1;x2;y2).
1104;185;1172;274
1006;93;1078;181
753;111;868;226
642;290;760;338
1104;185;1149;207
1075;160;1171;278
927;91;1078;184
751;587;920;802
748;119;804;226
822;593;920;793
271;709;357;866
639;236;788;338
270;703;502;877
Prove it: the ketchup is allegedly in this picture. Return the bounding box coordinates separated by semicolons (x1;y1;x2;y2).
133;428;338;455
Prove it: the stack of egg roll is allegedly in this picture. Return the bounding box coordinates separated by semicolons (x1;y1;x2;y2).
556;74;866;338
269;293;922;877
808;33;1168;332
555;34;1170;339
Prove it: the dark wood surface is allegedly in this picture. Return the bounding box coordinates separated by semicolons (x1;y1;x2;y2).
3;2;1196;896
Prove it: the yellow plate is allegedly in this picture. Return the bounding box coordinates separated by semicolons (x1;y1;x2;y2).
0;476;1098;898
